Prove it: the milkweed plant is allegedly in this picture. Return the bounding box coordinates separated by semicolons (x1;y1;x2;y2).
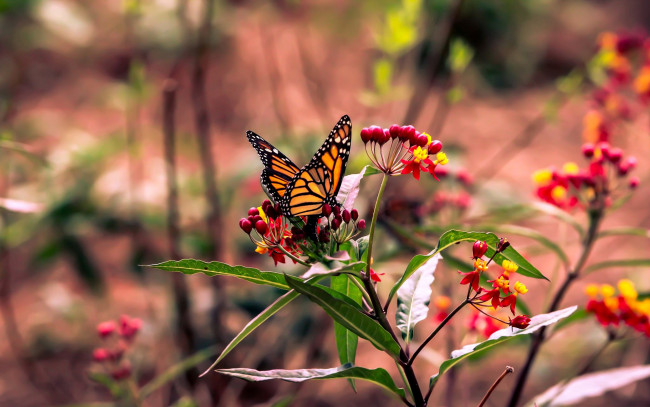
145;31;650;407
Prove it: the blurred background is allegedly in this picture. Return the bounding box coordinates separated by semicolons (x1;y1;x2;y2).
1;0;650;406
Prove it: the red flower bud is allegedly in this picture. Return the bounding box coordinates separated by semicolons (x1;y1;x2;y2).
402;125;416;144
262;199;272;210
357;219;366;230
111;364;132;381
93;348;110;362
318;229;330;243
629;176;640;189
350;209;359;221
416;132;428;147
97;321;116;338
472;241;488;259
598;142;611;159
369;126;384;144
255;220;268;234
608;147;623;163
382;129;391;144
510;315;531;329
252;215;262;224
265;205;277;219
333;205;341;216
119;315;142;340
322;203;332;216
428;140;442;154
331;217;341;230
389;124;401;139
342;209;351;223
582;143;595;158
248;207;259;216
626;156;637;170
360;127;371;144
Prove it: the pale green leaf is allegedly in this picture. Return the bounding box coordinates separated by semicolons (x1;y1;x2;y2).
216;364;405;400
396;254;440;343
429;306;577;388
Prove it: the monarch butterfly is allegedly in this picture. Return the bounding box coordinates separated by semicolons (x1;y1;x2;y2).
247;115;352;236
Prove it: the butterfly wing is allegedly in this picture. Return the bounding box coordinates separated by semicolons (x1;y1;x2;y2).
246;131;301;204
282;115;352;217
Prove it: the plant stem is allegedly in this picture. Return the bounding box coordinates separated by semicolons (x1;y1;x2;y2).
477;366;514;407
276;244;310;267
410;299;469;366
347;275;373;308
507;208;603;407
362;173;425;406
365;173;388;279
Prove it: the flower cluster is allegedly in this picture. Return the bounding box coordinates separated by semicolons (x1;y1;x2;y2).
240;199;301;265
315;203;366;246
532;142;638;210
585;280;650;337
92;315;142;380
581;31;650;145
360;124;448;179
458;240;531;328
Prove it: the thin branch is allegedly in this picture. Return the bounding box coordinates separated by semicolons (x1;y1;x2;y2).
477;366;514;407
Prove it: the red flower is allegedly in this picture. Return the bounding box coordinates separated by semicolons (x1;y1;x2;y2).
370;268;384;282
479;288;502;310
500;294;518;315
459;270;480;292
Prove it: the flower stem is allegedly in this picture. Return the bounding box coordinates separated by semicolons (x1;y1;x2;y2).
410;299;469;366
506;207;603;407
361;173;425;406
365;173;388;278
477;366;514;407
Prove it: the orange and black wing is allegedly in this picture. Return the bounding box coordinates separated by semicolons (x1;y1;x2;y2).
282;115;352;217
246;131;300;204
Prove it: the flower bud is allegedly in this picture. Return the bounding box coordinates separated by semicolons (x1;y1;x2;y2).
331;217;341;230
333;205;341;216
369;126;384;143
119;315;142;340
382;129;391;144
357;219;366;230
318;229;330;243
252;215;262;224
497;238;510;253
360;127;371;144
262;199;272;210
93;348;110;362
472;241;488;259
608;147;623;163
350;209;359;221
629;176;640;189
416;132;428;147
265;205;276;219
111;364;132;381
402;125;416;143
255;220;268;234
342;209;351;223
626;156;637;170
389;124;401;139
597;142;611;159
509;315;531;329
248;207;259;216
97;321;116;338
428;140;442;154
322;203;332;216
238;219;252;233
581;143;595;158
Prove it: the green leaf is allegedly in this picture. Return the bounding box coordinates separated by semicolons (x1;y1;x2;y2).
201;275;328;376
597;227;650;239
396;254;440;343
584;259;650;274
216;364;405;400
483;224;570;269
331;274;362;391
285;276;402;358
336;165;381;210
527;365;650;407
87;372;124;399
140;346;218;398
429;306;577;388
149;259;289;290
387;230;547;306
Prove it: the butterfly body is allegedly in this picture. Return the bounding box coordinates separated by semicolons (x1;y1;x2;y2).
247;115;352;228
